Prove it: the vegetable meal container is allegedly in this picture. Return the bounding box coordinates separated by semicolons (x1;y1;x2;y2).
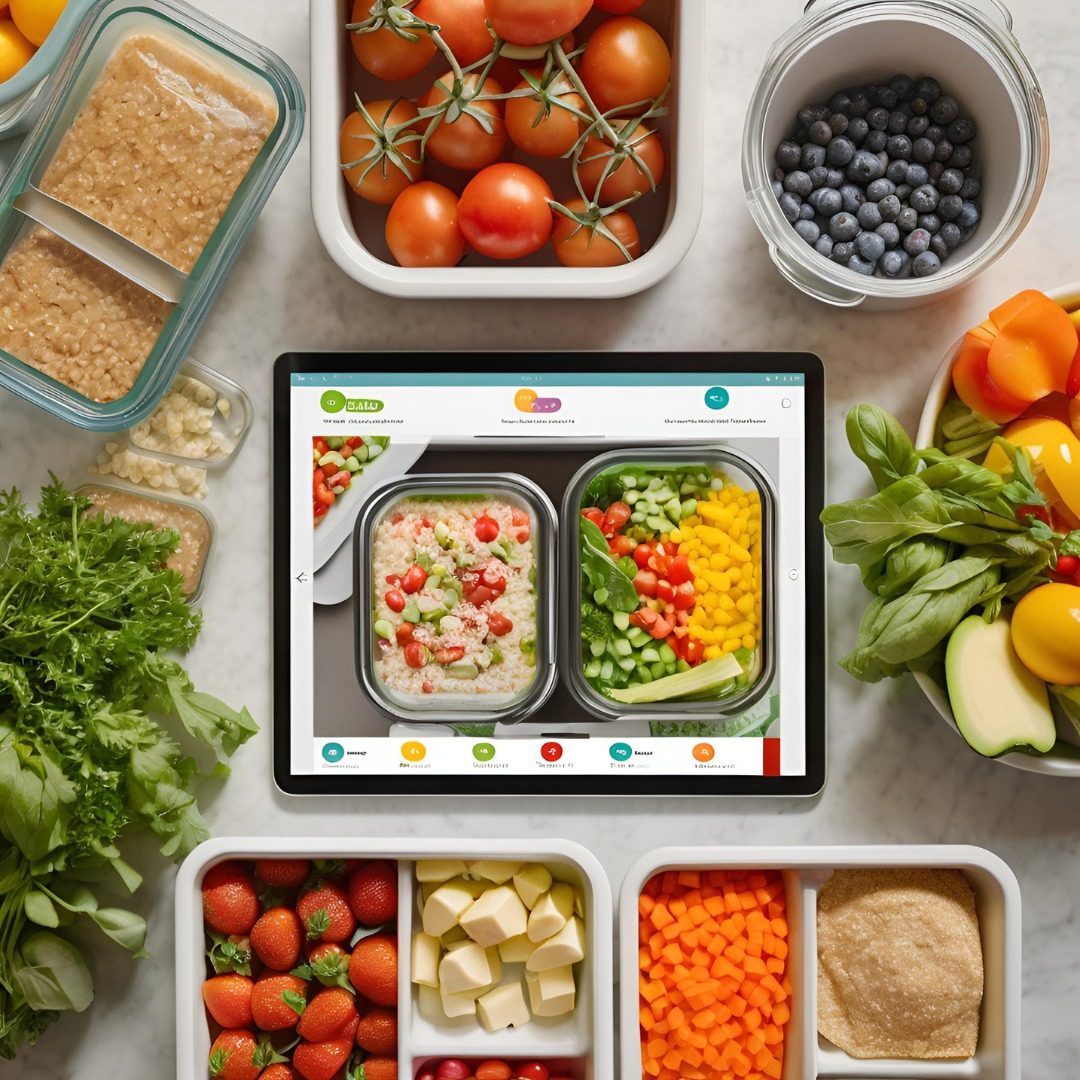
0;0;304;430
563;447;776;722
620;845;1021;1080
355;474;558;725
176;837;613;1080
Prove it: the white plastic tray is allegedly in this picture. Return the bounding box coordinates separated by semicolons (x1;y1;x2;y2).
176;837;613;1080
618;846;1020;1080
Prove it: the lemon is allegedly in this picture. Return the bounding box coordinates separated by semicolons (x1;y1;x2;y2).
10;0;66;47
0;18;35;81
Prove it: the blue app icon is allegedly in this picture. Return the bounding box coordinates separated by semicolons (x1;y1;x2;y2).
705;387;730;410
322;742;345;763
609;742;633;762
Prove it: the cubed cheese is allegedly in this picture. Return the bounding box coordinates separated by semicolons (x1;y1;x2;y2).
526;965;576;1017
441;924;469;946
527;915;586;971
527;883;573;942
416;859;468;883
459;884;528;947
476;981;531;1032
466;860;524;884
573;884;586;918
498;933;537;964
485;945;503;986
411;932;441;988
422;877;485;937
512;863;553;909
438;940;492;994
440;987;478;1018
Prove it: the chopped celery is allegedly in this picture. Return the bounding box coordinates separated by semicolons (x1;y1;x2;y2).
650;660;667;680
608;655;744;704
658;643;677;664
613;637;633;657
613;610;631;632
640;646;661;664
590;640;606;657
617;657;637;673
585;659;602;679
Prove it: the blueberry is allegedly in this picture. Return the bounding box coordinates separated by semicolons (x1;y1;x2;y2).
830;91;853;114
917;212;942;233
846;117;869;145
940;222;962;250
958;178;981;201
829;211;861;241
840;183;866;213
864;130;888;153
875;221;901;248
879;249;905;276
810;187;843;216
793;126;809;144
848;92;870;117
905;163;929;187
926;161;945;182
903;228;931;255
867;178;896;200
958;223;978;243
856;230;886;261
798;104;830;127
794;219;820;244
831;239;856;263
857;202;883;230
929;232;948;259
929;95;960;125
798;201;816;221
925;124;946;144
897;207;919;233
957;199;981;227
933;138;954;162
913;76;941;104
779;192;802;222
913;250;941;276
848;254;876;275
783;171;812;197
890;73;915;101
776;141;802;170
825;168;845;189
828;113;849;135
912;137;935;163
886;158;909;184
814;233;835;258
772;179;784;200
937;168;964;195
847;149;885;183
910;96;930;116
906;115;930;137
887;111;909;135
809;166;831;189
877;194;901;222
826;136;856;167
809;120;833;146
937;194;962;221
886;134;912;160
867;106;889;131
877;87;899;109
948;145;974;170
801;143;827;170
947;117;976;143
894;183;913;202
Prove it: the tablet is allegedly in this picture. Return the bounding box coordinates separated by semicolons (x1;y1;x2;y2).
273;353;825;796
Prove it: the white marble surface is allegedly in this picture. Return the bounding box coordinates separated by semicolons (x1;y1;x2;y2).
3;0;1080;1076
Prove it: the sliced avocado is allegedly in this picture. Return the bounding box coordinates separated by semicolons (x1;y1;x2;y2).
945;614;1057;756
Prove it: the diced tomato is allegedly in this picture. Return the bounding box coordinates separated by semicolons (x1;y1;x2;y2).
345;436;364;448
673;624;689;638
667;555;694;585
390;513;404;525
325;470;350;489
395;624;414;645
581;507;604;528
475;515;500;543
632;543;653;569
313;437;329;456
465;585;496;606
633;570;658;597
479;565;507;595
403;642;430;668
629;608;658;629
673;581;696;610
385;589;406;613
401;564;428;593
656;579;675;603
421;681;434;693
313;501;329;520
434;645;466;664
647;552;670;576
675;610;689;626
601;501;631;537
313;472;335;507
385;574;402;586
685;639;705;664
511;506;531;543
487;611;513;636
609;534;636;557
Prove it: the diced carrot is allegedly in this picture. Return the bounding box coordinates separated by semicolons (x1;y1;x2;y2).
662;1049;682;1070
650;903;675;931
748;872;767;889
771;1002;790;1026
703;895;725;917
678;870;701;887
669;897;688;917
770;917;788;938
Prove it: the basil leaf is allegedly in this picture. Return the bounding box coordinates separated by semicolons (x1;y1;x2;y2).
14;932;93;1013
86;908;148;957
1061;532;1080;558
846;404;919;489
877;538;951;599
579;518;639;613
24;891;59;928
168;678;258;762
0;739;76;863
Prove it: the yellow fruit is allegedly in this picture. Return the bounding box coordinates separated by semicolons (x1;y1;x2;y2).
10;0;66;47
0;17;34;80
983;418;1080;528
1010;583;1080;685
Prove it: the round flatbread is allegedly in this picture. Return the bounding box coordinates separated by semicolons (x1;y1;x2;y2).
817;867;983;1059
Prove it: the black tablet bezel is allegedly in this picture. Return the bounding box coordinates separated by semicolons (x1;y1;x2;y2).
273;352;826;797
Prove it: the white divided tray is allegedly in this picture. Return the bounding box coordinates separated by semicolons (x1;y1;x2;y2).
618;846;1020;1080
176;838;613;1080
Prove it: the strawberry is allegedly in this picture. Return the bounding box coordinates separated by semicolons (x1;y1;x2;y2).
347;862;397;926
292;1036;354;1080
203;861;261;935
202;974;255;1029
356;1059;398;1080
250;972;308;1032
348;934;397;1006
354;1007;396;1055
208;1030;286;1080
297;987;358;1043
255;858;311;889
260;1067;300;1080
251;907;303;972
298;880;356;944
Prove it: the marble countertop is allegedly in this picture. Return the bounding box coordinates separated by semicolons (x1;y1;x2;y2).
3;0;1079;1076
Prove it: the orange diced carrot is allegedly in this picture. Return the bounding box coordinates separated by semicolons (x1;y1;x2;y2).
661;871;678;893
772;1002;790;1026
650;903;675;931
745;941;763;959
703;895;725;917
746;1033;764;1054
746;985;769;1009
703;917;721;934
773;939;788;961
684;1046;704;1067
643;874;663;898
767;901;784;919
721;1020;742;1040
755;1046;774;1069
770;917;788;938
748;872;767;889
743;1008;762;1031
740;892;758;911
763;1024;781;1045
681;929;699;949
642;1058;660;1077
692;1009;716;1029
728;994;746;1017
647;1037;668;1059
662;1049;682;1070
723;944;746;964
688;1030;708;1050
691;948;711;968
744;956;767;976
669;897;687;917
640;978;666;1003
763;1060;781;1079
760;974;781;994
732;1052;751;1076
705;870;726;888
677;870;701;888
640;893;657;917
640;1006;656;1031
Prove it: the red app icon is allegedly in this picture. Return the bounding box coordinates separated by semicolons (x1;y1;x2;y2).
541;741;563;762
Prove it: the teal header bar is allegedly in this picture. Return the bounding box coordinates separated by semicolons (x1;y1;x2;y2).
292;372;805;387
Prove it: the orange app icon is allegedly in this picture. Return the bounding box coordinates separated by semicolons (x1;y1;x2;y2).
693;742;715;762
515;388;538;413
401;741;426;762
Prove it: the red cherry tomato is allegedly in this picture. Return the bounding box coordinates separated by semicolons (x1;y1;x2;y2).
475;1061;513;1080
595;0;644;10
386;182;466;269
404;642;430;668
435;1061;472;1080
579;15;671;114
576;122;665;204
511;507;531;542
601;501;632;536
515;1064;550;1080
632;543;653;569
475;514;500;542
487;611;514;636
667;554;693;585
609;533;636;557
1055;554;1080;577
656;579;675;603
414;0;493;65
673;581;696;610
421;72;506;172
340;100;424;205
685;638;705;664
385;589;406;612
505;76;585;158
479;564;507;595
350;0;436;80
1018;504;1051;526
395;624;414;645
458;163;554;260
401;564;428;593
552;199;641;267
483;0;592;46
633;569;658;597
581;507;604;528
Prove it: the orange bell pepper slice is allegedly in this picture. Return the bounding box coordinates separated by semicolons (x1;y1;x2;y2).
951;318;1030;424
985;289;1078;401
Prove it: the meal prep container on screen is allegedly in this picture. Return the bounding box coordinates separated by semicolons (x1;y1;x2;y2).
175;837;613;1080
741;0;1048;310
355;474;558;725
309;0;705;299
619;845;1020;1080
563;446;776;723
0;0;303;430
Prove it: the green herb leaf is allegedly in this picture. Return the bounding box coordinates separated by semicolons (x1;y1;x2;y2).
168;679;258;762
14;932;93;1013
1061;532;1080;558
846;404;919;489
579;518;639;613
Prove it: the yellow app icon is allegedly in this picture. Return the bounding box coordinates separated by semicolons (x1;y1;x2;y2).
515;388;538;413
401;741;426;762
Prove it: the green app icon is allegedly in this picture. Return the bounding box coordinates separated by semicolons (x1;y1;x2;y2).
321;390;346;414
472;742;496;762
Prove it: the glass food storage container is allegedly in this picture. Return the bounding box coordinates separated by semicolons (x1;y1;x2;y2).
741;0;1048;310
355;474;558;725
563;447;776;722
0;0;304;430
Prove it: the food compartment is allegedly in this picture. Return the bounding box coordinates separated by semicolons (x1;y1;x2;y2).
563;446;776;721
410;1056;587;1080
355;474;558;724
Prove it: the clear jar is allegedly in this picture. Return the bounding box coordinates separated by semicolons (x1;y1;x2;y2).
742;0;1049;309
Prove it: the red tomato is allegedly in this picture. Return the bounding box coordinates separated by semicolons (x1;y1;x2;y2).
609;533;636;556
475;514;500;542
576;122;665;203
632;543;653;568
1056;555;1080;577
505;76;585;158
404;642;430;668
483;0;592;46
552;199;641;267
667;554;693;585
685;638;705;664
421;72;507;171
385;589;406;612
386;182;466;268
435;1061;471;1080
395;623;414;645
341;100;423;205
415;0;493;65
601;501;632;536
475;1062;513;1080
479;564;507;594
458;163;554;260
401;564;428;593
656;579;675;603
633;569;658;597
313;437;329;456
595;0;644;10
487;611;514;636
581;507;604;528
579;16;671;114
511;506;531;542
350;0;436;80
515;1064;550;1080
673;581;696;610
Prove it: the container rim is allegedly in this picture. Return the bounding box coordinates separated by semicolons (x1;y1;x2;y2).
0;0;98;104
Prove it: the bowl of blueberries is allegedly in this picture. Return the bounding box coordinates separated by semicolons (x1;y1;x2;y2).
741;0;1049;308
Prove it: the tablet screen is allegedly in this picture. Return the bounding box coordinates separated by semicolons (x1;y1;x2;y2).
275;356;824;795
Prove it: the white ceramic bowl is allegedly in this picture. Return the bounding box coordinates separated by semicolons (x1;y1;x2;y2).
309;0;704;298
915;281;1080;776
619;845;1022;1080
176;837;613;1080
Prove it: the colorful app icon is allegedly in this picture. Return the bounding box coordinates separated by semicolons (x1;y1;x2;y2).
401;741;426;763
609;742;633;762
540;741;563;762
693;742;715;762
472;742;496;762
515;388;561;413
321;742;345;763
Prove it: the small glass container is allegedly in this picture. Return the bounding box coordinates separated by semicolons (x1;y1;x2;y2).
563;446;776;722
355;474;558;725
